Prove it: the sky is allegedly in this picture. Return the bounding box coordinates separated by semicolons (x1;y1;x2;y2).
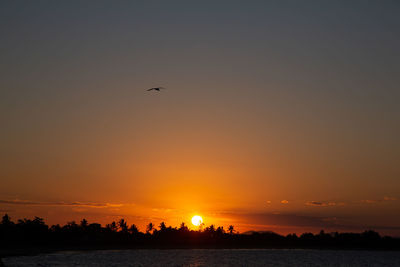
1;0;399;235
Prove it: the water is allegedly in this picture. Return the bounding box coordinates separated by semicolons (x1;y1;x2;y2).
3;249;400;266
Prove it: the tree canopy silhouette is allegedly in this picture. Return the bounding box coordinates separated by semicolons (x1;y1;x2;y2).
0;213;399;254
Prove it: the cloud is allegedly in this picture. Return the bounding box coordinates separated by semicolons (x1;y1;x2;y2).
0;199;126;208
306;201;325;206
383;196;397;201
280;200;289;204
152;208;174;213
361;199;377;204
361;196;397;204
305;201;345;207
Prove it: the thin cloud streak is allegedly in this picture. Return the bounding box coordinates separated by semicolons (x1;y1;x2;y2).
360;196;398;204
0;199;127;208
305;201;345;207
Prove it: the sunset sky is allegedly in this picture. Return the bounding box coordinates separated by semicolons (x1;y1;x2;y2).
1;1;399;235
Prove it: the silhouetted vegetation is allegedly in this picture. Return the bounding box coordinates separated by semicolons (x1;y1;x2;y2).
1;214;399;256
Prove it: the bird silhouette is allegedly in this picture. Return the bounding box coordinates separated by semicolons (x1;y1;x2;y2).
147;87;165;91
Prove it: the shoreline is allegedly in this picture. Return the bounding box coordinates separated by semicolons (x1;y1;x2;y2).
2;245;400;260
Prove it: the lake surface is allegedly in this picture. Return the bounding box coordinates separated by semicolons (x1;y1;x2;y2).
3;249;400;266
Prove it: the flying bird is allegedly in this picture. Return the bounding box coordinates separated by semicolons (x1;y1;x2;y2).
147;87;166;91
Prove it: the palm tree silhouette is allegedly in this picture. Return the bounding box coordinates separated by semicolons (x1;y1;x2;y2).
118;219;128;233
146;222;154;234
159;222;167;231
129;224;139;234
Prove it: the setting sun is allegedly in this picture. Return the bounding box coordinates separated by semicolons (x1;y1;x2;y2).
191;215;203;226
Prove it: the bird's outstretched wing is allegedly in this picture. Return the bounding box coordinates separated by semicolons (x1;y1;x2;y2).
147;88;154;91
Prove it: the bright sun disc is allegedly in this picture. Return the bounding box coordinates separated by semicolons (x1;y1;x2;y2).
191;215;203;226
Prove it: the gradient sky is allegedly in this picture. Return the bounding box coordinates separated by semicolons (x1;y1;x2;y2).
1;0;399;235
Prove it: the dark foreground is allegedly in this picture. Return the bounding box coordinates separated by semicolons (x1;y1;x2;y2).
1;214;400;261
3;249;400;267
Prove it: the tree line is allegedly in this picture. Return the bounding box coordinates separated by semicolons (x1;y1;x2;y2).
1;214;399;250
